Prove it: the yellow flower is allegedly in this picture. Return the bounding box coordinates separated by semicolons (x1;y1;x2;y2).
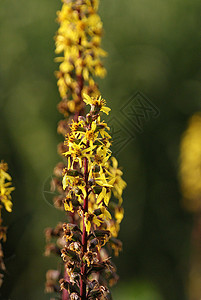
95;174;115;189
96;187;111;206
93;146;111;167
83;94;111;115
84;211;102;234
0;162;14;213
99;203;112;220
64;199;74;213
180;113;201;211
107;220;120;238
115;207;124;224
109;157;127;202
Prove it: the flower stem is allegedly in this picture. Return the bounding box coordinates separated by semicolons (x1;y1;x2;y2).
80;155;89;300
74;9;84;122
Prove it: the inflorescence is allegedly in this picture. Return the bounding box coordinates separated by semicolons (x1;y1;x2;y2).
45;1;126;299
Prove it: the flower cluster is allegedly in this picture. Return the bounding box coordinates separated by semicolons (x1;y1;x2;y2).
59;95;125;298
55;0;107;118
0;161;14;287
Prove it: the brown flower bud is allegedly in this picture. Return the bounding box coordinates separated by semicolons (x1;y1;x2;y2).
54;162;65;177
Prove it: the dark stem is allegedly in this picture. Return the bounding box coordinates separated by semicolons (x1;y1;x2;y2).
74;47;84;122
74;7;84;122
80;154;89;300
74;72;84;122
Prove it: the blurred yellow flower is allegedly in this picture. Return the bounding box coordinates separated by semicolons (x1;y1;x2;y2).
180;113;201;211
0;162;14;214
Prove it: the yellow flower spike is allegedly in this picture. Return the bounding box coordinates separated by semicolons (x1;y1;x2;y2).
55;0;107;100
47;0;127;296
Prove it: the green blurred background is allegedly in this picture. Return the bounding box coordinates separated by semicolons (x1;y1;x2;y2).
0;0;201;299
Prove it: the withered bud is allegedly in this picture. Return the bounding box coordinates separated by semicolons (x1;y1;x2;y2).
89;238;99;250
59;278;79;294
63;223;82;234
69;241;81;252
46;269;60;281
45;223;63;241
61;246;80;262
109;237;123;256
57;142;68;155
57;99;76;116
108;272;119;287
63;223;73;241
53;195;65;210
66;260;75;274
54;162;65;177
44;244;61;257
59;278;69;291
87;262;105;274
88;281;109;300
70;292;80;300
50;177;63;194
93;230;111;248
57;120;69;136
69;272;80;284
94;230;111;238
83;251;98;267
102;258;115;272
44;228;54;241
88;280;109;300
